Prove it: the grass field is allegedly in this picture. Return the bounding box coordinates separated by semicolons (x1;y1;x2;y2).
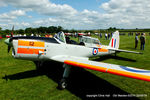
0;34;150;100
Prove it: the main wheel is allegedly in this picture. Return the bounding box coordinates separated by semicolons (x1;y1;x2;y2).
34;61;43;70
58;78;67;89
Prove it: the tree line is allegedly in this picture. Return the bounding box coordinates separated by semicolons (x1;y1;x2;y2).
0;26;101;36
0;26;65;36
0;26;150;36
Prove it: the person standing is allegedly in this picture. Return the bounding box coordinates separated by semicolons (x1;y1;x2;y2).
108;33;111;40
135;33;138;49
140;33;146;50
100;33;102;38
105;33;108;40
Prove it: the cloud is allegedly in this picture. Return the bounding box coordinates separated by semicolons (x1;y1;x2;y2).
0;0;6;7
10;10;26;16
0;10;26;20
2;0;77;17
1;0;150;29
0;10;28;29
101;0;150;15
99;0;150;28
31;9;105;29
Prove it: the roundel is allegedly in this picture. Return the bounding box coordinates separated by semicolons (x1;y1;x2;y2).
93;48;98;55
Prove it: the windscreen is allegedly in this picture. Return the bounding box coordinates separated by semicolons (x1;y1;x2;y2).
55;32;66;43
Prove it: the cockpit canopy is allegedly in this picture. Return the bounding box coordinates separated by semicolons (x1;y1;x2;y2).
79;36;101;47
54;31;100;47
54;31;66;43
79;36;100;45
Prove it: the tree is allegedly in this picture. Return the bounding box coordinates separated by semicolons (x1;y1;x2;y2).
18;29;24;34
0;27;2;35
107;27;117;32
70;29;76;33
48;26;57;33
38;26;47;33
4;29;10;34
57;26;63;32
25;27;32;33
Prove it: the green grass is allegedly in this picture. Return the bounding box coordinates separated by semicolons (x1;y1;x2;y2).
89;34;150;100
0;39;80;100
0;34;150;100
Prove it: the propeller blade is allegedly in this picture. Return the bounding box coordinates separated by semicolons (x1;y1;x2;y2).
11;25;14;37
8;46;11;53
4;38;12;53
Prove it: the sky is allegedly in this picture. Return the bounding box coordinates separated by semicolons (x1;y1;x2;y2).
0;0;150;30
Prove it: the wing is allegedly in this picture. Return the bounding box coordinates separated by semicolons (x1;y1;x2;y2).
51;56;150;82
109;48;142;54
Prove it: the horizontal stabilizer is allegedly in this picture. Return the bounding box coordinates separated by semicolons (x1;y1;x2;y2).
109;48;143;54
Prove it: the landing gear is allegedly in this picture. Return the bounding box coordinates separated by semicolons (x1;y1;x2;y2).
58;78;67;89
58;64;71;89
115;52;117;57
114;51;118;57
34;61;44;70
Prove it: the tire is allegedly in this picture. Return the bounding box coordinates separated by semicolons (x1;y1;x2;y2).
58;78;67;90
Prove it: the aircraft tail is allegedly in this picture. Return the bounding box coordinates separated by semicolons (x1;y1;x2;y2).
109;31;120;49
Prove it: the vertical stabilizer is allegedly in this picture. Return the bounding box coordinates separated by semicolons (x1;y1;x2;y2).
109;31;119;49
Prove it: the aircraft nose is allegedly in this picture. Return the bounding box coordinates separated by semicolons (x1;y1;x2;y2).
4;38;11;45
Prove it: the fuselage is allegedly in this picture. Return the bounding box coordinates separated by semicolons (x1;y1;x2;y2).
9;36;115;61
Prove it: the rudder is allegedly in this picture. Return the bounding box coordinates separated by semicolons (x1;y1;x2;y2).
109;31;120;49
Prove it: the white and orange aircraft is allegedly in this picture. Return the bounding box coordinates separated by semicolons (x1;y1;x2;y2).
4;31;150;89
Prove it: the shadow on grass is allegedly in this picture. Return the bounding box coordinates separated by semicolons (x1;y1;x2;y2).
3;70;43;80
3;61;139;100
92;55;136;62
121;47;145;52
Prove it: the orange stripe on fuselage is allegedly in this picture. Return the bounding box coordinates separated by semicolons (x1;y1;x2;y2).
17;48;44;54
18;40;45;47
98;48;108;52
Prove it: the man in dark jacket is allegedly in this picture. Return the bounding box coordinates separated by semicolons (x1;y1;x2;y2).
140;33;146;50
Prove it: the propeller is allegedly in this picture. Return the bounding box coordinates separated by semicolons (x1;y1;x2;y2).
8;43;11;53
11;25;14;37
4;26;14;53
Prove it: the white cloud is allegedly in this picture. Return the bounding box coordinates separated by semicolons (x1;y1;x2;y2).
31;9;104;29
2;0;77;17
21;22;30;27
0;9;28;29
99;0;150;28
0;10;26;20
27;15;33;18
10;10;26;16
0;21;31;29
1;0;150;29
